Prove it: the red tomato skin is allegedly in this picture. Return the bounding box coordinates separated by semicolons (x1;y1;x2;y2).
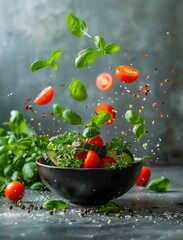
5;181;25;202
100;156;116;168
82;150;100;168
96;72;114;91
75;152;87;162
34;86;54;105
95;104;116;125
86;136;104;148
135;166;151;186
115;65;140;83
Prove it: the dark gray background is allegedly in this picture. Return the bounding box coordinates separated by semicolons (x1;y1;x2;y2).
0;0;182;165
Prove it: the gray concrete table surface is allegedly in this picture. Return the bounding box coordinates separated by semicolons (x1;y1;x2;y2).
0;166;183;240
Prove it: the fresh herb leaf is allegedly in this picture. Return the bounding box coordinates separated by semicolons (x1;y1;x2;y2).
104;42;120;54
30;181;45;190
147;177;170;192
92;111;112;126
82;126;100;139
50;50;62;60
99;202;120;213
43;199;68;210
125;110;139;124
133;123;145;140
62;109;83;125
66;14;90;38
30;60;49;72
106;137;131;155
75;48;97;69
69;79;88;101
94;35;106;57
49;61;58;70
52;103;65;118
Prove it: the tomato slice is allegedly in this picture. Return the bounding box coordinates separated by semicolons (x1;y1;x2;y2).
100;156;116;168
82;150;100;168
5;181;25;202
96;72;114;91
86;135;104;148
135;166;151;186
95;104;116;125
115;65;140;83
34;86;54;105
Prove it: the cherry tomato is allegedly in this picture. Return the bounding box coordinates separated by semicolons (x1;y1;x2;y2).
95;104;116;125
100;156;116;168
96;72;114;91
82;150;100;168
5;181;25;202
75;152;87;161
34;86;54;105
136;166;151;186
86;135;104;148
115;65;140;83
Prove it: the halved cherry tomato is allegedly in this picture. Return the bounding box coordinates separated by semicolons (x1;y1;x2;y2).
34;86;54;105
5;181;25;202
100;156;116;168
135;166;151;186
95;104;116;125
82;150;100;168
86;135;104;148
96;72;114;91
75;152;87;162
115;65;140;83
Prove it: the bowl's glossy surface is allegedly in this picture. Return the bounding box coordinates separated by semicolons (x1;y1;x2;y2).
37;158;142;206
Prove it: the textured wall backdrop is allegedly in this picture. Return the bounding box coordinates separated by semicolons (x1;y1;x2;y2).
0;0;183;165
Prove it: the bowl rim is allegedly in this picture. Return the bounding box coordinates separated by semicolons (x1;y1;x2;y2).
36;158;143;171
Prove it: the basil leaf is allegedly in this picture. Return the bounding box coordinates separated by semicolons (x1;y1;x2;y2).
82;126;100;139
30;60;49;72
51;50;62;60
66;14;89;37
22;162;38;183
69;79;88;101
75;48;97;69
104;42;120;54
62;109;83;125
52;103;65;118
30;181;45;190
92;111;112;126
147;177;170;192
125;110;140;125
43;199;68;210
6;110;26;135
99;202;119;213
49;61;58;70
17;137;32;150
94;35;106;50
133;123;145;140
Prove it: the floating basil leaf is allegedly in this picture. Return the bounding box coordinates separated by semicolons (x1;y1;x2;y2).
94;35;106;57
43;199;68;210
75;48;97;69
147;177;170;192
99;202;119;213
125;110;139;124
49;61;58;70
62;109;83;125
69;79;88;101
133;123;145;140
30;60;49;72
52;103;65;118
104;42;120;54
82;126;100;139
50;50;62;60
92;111;112;126
66;14;89;37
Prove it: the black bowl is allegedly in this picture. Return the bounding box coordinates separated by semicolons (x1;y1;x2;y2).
37;158;142;206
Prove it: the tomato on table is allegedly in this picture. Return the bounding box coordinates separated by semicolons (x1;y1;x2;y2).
95;104;116;125
86;135;104;148
115;65;140;83
96;72;114;91
135;166;151;186
34;86;54;105
5;181;25;202
100;156;116;168
82;150;100;168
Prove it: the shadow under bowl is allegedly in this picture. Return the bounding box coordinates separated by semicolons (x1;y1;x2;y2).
37;158;142;206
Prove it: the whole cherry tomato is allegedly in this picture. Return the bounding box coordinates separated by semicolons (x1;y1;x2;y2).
82;150;100;168
115;65;140;83
95;104;116;125
136;166;151;186
96;72;114;91
100;156;116;168
5;181;25;202
34;86;54;105
86;135;104;148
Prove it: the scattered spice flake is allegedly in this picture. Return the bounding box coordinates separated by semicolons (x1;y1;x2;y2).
139;109;142;113
38;122;42;126
152;102;157;107
121;131;125;135
160;113;164;118
160;82;164;87
129;104;133;109
42;112;47;118
146;75;150;80
143;53;148;58
152;120;155;125
154;67;158;71
164;79;169;83
108;66;113;70
26;98;32;101
50;112;54;116
30;118;34;121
